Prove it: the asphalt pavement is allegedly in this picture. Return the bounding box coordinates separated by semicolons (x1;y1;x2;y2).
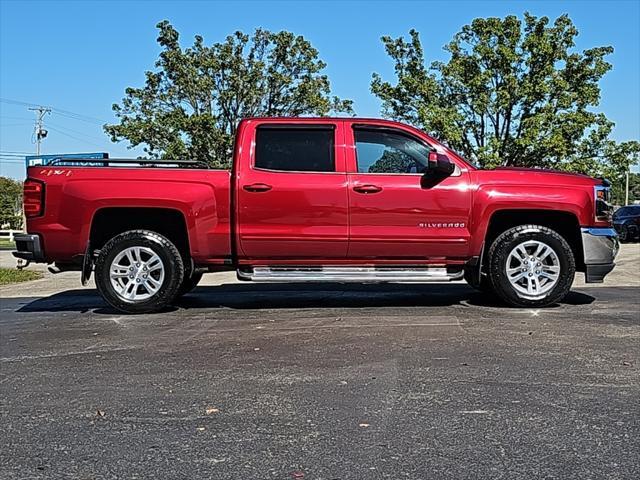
0;246;639;479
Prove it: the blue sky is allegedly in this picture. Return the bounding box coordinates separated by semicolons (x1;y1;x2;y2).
1;0;639;179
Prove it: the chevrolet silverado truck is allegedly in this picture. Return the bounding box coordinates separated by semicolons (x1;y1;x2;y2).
14;117;619;313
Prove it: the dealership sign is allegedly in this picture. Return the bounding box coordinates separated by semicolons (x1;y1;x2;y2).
25;152;108;167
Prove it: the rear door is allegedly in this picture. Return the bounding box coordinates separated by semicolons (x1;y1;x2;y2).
346;123;472;260
236;121;349;260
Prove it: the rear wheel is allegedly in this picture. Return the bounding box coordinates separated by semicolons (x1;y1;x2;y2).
95;230;184;314
487;225;575;307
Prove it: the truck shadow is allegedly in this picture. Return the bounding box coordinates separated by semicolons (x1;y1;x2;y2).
15;282;596;314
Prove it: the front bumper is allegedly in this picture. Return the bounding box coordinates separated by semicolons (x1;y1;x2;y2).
12;233;45;263
581;227;619;283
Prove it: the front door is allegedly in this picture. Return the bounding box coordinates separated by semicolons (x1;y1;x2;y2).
237;123;349;260
346;125;472;260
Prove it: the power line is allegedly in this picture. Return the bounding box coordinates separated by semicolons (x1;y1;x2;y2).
1;98;113;157
1;98;107;125
47;122;109;143
0;98;42;108
53;109;105;125
0;115;33;121
46;125;109;149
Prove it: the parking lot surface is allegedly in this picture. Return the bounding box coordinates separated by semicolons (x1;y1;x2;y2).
1;277;639;479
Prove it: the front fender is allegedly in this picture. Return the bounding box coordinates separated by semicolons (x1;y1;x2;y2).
469;184;593;255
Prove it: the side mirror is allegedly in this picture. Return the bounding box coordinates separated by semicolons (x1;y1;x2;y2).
425;151;455;176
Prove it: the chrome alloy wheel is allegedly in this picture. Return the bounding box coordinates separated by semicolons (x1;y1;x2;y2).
109;246;165;302
505;240;560;300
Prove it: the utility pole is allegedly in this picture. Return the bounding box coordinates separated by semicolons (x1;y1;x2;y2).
625;167;630;206
18;106;51;238
29;106;51;156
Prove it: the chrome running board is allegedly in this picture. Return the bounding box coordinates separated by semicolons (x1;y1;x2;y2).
237;266;464;283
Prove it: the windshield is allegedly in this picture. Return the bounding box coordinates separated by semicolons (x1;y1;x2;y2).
615;206;639;218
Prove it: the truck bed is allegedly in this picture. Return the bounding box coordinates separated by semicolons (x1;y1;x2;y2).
25;165;232;265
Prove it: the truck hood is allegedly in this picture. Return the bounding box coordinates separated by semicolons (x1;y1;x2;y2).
489;166;601;185
493;166;590;177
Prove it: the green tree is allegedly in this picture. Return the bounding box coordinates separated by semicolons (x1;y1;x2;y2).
368;150;412;173
371;14;626;170
602;141;640;205
105;21;353;168
627;173;640;203
611;172;640;205
0;177;22;229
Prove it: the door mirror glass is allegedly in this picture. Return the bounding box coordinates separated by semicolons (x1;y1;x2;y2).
426;152;455;176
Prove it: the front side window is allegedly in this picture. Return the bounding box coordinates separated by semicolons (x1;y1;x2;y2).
354;128;430;174
255;127;335;172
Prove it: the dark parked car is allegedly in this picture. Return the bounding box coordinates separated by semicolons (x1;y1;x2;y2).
613;205;640;242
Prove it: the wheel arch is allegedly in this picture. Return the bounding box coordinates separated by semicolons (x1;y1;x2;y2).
483;209;584;271
89;207;191;258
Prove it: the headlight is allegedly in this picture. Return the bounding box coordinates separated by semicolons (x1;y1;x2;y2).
594;184;612;222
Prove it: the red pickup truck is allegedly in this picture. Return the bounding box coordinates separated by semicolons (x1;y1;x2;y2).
14;117;618;313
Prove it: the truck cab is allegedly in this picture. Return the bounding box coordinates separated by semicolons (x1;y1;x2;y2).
234;118;471;263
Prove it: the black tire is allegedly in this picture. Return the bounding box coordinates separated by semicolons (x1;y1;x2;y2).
487;225;575;308
95;230;184;314
176;271;203;298
618;225;629;243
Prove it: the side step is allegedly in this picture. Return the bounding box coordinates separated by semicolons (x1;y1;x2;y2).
237;266;464;283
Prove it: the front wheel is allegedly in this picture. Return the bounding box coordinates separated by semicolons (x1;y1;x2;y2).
95;230;184;314
487;225;575;308
618;225;629;243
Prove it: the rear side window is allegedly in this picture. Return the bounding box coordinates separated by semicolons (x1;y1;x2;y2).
255;127;335;172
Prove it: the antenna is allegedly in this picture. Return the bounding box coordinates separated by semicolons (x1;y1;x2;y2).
28;106;51;156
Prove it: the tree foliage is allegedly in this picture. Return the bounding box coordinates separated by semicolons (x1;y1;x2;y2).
105;22;353;167
0;177;22;229
605;142;640;204
371;13;634;173
616;172;640;204
368;150;411;174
